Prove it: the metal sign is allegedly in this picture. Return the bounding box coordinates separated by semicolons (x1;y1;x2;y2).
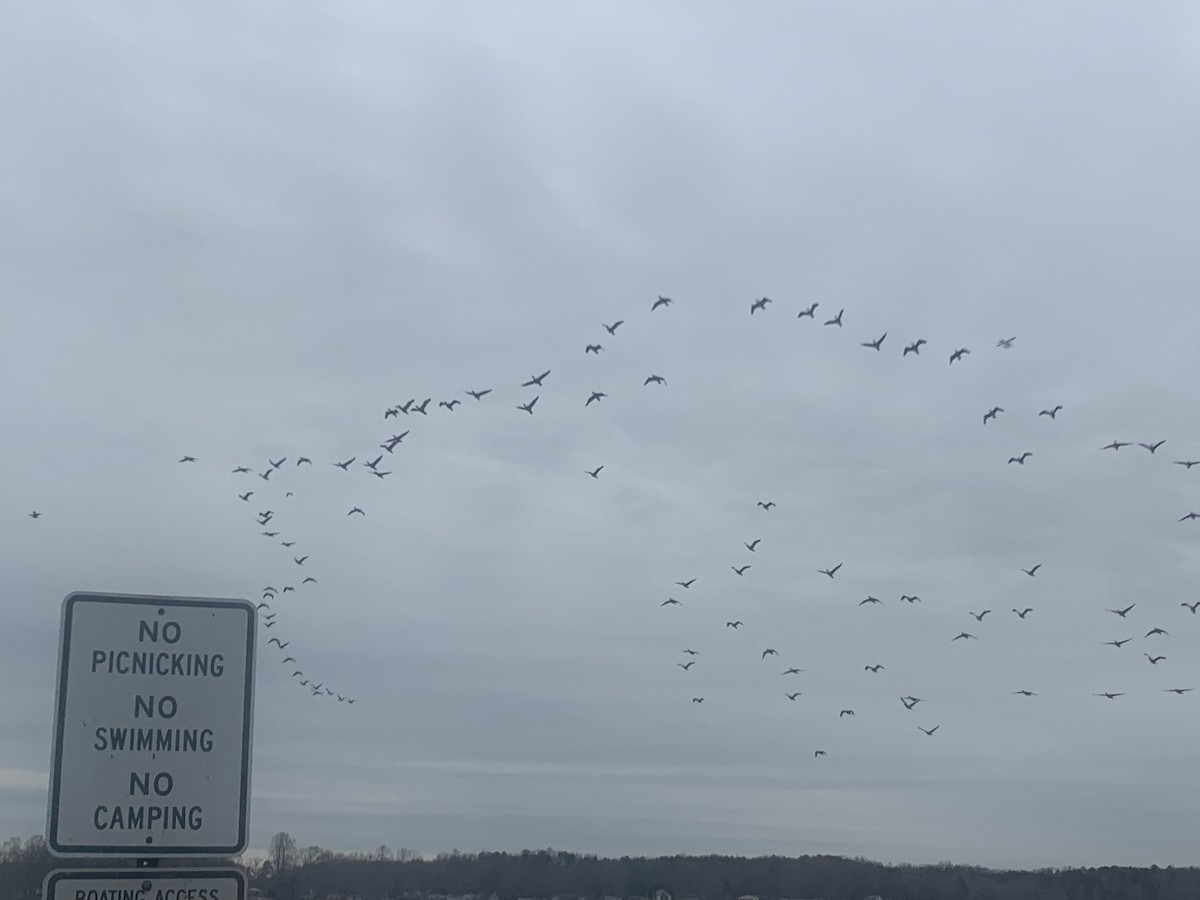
48;592;256;856
44;868;247;900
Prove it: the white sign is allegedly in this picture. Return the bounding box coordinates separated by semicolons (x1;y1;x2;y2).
44;868;246;900
48;592;256;856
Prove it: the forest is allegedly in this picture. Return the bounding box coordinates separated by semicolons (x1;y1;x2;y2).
3;834;1196;900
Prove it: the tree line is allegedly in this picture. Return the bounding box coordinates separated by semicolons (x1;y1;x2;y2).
3;833;1198;900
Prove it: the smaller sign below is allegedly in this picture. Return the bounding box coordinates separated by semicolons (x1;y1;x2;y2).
44;868;246;900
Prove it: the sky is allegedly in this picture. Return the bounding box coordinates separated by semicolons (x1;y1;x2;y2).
3;0;1200;872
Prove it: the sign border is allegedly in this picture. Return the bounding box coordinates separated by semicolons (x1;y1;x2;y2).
47;591;256;857
43;867;248;900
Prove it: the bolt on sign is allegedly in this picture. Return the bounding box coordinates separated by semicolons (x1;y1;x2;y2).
48;592;256;856
43;868;246;900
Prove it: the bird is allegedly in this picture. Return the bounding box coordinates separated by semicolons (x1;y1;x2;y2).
603;320;624;335
291;671;303;679
824;308;844;327
269;457;286;469
901;696;923;709
333;457;355;470
652;295;673;311
258;470;272;481
1139;440;1166;454
1013;608;1033;619
643;374;666;386
231;467;251;474
761;649;778;659
997;336;1016;349
918;725;940;736
282;586;295;594
949;348;970;364
1107;604;1135;617
859;596;882;606
797;302;818;318
411;398;432;415
900;594;921;603
1178;512;1200;522
726;621;743;629
465;388;492;400
261;531;279;538
585;391;607;406
384;407;399;419
363;454;383;470
969;610;991;621
1022;564;1041;577
372;470;392;479
750;297;771;314
268;638;289;649
517;396;539;414
586;466;604;478
983;406;1004;424
861;333;887;350
814;750;827;757
781;667;803;675
1174;460;1200;469
255;602;270;610
585;344;603;355
786;692;802;700
1094;692;1124;699
691;697;704;704
302;576;317;584
281;541;296;548
1183;601;1200;614
178;456;197;463
294;555;308;566
439;399;461;411
1164;688;1194;694
282;656;296;663
839;709;855;717
677;661;695;670
952;632;977;641
675;579;697;589
1012;690;1037;697
865;664;884;673
1146;627;1169;637
661;598;681;607
396;399;415;414
1039;406;1063;419
296;457;312;465
347;507;364;516
744;539;761;551
1101;441;1131;451
732;565;751;576
903;339;926;356
1103;639;1133;648
818;563;842;578
238;491;254;501
1008;452;1033;465
680;649;699;656
522;370;551;387
1145;654;1166;665
757;501;776;510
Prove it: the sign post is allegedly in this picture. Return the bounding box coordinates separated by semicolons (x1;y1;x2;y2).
47;591;256;857
43;867;247;900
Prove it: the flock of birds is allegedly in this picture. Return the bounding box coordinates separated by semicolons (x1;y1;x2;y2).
21;294;1200;757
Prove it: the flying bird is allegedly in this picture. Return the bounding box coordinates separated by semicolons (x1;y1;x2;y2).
585;344;603;355
1012;690;1037;697
814;750;827;757
824;308;843;327
1101;441;1131;451
586;466;604;478
918;725;940;736
681;649;699;656
238;492;253;501
1145;654;1166;665
903;339;926;356
522;370;551;387
661;598;681;607
969;610;991;621
678;661;695;670
1039;406;1063;419
732;565;751;576
949;348;970;364
750;296;771;314
269;457;286;469
302;576;317;584
643;374;666;386
839;709;855;718
1022;564;1041;577
983;406;1004;424
861;332;887;351
997;336;1016;349
333;457;355;470
819;563;842;578
757;501;776;510
232;467;251;474
691;697;704;703
517;396;539;414
652;295;673;311
268;638;289;649
347;507;364;516
744;539;761;551
1178;512;1200;522
411;398;431;415
726;621;743;629
901;696;923;709
1145;627;1169;637
178;456;196;463
465;388;492;400
364;455;383;470
1103;639;1133;648
282;656;296;663
439;399;461;411
603;321;624;335
1107;604;1135;617
797;302;818;318
859;596;882;606
1164;688;1194;694
676;579;696;589
1008;452;1033;464
1094;692;1124;699
294;555;308;566
296;457;312;465
761;649;778;658
585;391;607;406
1183;601;1200;614
1013;608;1033;619
952;632;977;641
786;692;802;700
865;664;884;673
1174;460;1200;469
781;667;803;675
1138;440;1166;454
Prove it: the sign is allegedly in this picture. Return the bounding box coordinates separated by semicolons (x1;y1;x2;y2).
44;868;247;900
48;592;256;856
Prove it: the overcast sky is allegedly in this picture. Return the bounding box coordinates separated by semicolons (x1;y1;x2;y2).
4;0;1200;872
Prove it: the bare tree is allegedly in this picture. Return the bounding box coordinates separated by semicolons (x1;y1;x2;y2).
269;831;297;873
301;845;330;866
